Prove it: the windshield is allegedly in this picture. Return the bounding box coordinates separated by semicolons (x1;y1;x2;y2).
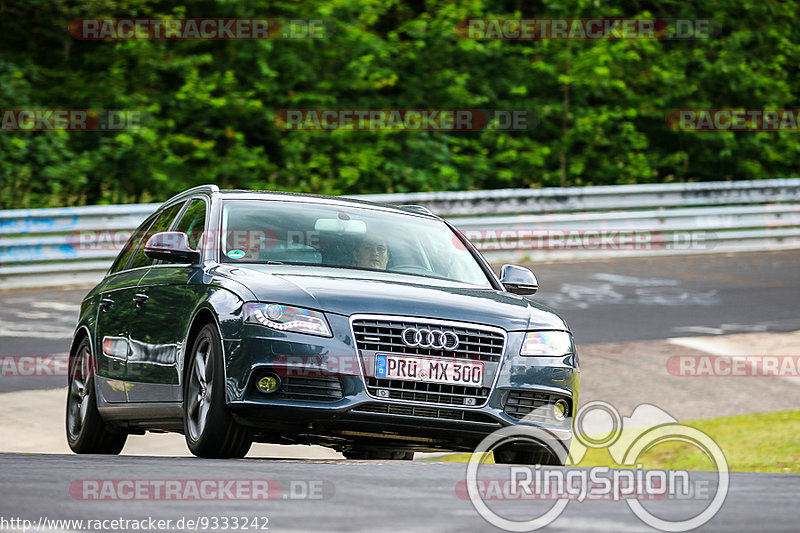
219;199;491;287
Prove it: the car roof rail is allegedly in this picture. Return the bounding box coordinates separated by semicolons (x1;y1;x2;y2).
399;204;435;216
162;184;221;206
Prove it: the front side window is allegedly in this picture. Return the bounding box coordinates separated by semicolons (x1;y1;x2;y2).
219;200;491;287
109;212;158;274
128;202;186;270
173;198;207;249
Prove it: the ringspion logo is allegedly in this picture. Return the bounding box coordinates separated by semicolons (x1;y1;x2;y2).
465;401;728;531
456;470;675;502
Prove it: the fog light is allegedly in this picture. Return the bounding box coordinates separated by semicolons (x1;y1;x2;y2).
256;374;281;394
553;399;569;421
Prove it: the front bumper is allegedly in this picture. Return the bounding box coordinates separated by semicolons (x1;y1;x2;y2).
224;313;579;451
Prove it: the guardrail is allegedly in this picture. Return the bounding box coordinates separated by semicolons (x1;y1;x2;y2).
1;178;799;289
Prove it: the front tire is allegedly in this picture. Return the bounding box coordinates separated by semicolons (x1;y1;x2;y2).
184;323;252;458
66;337;127;454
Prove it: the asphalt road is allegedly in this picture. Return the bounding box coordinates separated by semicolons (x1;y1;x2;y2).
2;250;800;392
0;453;797;532
1;253;798;533
527;250;800;343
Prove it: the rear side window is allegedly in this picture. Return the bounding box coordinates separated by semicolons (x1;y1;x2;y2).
127;202;186;270
173;198;207;249
109;212;158;274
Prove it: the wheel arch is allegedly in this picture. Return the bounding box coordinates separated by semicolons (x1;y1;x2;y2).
68;325;93;385
181;305;227;389
69;325;93;355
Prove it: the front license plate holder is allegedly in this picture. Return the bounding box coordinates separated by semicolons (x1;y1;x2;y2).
374;353;484;387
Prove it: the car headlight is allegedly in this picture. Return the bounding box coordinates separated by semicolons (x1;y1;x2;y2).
520;331;574;356
244;303;332;337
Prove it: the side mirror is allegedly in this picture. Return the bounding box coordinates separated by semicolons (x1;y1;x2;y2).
144;232;200;264
499;264;538;295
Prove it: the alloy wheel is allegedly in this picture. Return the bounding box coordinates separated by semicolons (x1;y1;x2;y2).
67;343;92;440
186;336;213;441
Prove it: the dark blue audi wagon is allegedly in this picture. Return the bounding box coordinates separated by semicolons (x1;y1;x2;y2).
66;185;578;462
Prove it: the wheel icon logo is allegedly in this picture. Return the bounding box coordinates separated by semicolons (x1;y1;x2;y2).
464;401;729;532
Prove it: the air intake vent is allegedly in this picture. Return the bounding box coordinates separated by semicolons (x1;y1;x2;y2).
364;377;489;406
504;390;570;423
252;375;344;402
352;403;498;424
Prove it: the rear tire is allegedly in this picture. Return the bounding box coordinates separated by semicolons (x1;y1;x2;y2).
184;323;252;458
66;337;127;454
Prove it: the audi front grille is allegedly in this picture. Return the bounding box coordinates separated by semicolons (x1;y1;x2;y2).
352;318;504;363
351;316;506;407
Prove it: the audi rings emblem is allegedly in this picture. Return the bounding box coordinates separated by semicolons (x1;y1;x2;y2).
401;328;460;351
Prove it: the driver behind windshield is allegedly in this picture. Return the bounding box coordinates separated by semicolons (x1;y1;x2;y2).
353;234;389;270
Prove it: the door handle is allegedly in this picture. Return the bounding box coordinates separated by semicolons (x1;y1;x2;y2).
99;297;115;310
133;293;149;306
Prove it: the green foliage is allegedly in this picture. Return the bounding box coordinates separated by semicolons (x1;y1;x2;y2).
1;0;799;208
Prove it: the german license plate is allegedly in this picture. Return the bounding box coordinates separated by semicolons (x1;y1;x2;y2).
374;354;484;387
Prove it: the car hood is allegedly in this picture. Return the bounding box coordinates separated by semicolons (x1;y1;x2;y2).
213;264;568;332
